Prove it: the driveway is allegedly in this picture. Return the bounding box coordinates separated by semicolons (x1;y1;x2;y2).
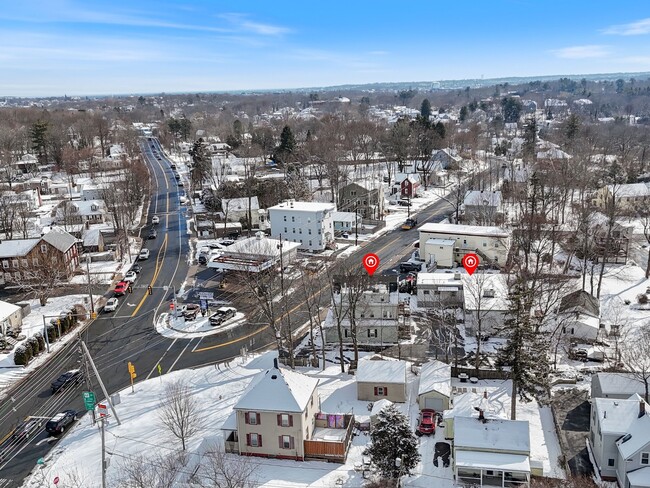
551;388;594;477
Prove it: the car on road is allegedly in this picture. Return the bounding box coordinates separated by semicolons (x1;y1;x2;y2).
124;271;137;283
417;409;436;436
51;370;83;394
45;410;77;435
399;262;422;273
397;199;412;207
148;229;157;240
139;248;150;260
130;264;143;274
401;218;418;230
8;418;42;444
104;297;119;313
114;281;129;296
177;180;184;187
181;303;201;320
170;163;177;169
152;215;160;225
174;172;180;180
209;307;237;326
218;239;235;246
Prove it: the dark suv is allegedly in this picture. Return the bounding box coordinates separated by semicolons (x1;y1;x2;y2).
51;370;83;394
45;410;77;434
209;307;236;326
399;262;422;273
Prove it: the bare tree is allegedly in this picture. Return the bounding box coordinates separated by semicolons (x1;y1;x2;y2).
158;380;203;451
298;267;326;369
327;270;350;373
619;324;650;402
463;272;498;374
197;444;258;488
20;244;72;306
118;452;188;488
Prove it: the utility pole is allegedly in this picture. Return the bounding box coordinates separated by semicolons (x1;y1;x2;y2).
80;341;121;425
42;316;50;353
100;416;106;488
86;256;95;316
355;202;359;247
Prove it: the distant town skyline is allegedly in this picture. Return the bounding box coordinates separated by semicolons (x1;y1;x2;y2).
2;0;650;97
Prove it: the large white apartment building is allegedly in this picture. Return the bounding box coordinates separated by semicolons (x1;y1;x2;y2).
268;200;335;252
418;223;510;267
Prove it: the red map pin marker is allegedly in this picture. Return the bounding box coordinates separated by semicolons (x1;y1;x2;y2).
363;253;380;276
462;253;479;276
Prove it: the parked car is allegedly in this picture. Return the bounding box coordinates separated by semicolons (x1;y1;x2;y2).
177;180;184;187
209;307;237;326
9;418;42;441
130;264;142;274
139;248;150;260
152;215;160;225
114;281;129;296
170;163;177;169
51;370;83;394
104;297;119;313
417;409;436;436
148;229;157;240
45;410;77;435
399;262;421;273
181;303;201;320
124;271;137;283
198;255;208;265
398;199;412;207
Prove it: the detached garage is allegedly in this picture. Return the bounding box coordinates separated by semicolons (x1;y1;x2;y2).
356;359;407;403
417;360;451;411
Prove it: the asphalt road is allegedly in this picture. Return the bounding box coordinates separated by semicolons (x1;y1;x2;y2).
0;143;453;485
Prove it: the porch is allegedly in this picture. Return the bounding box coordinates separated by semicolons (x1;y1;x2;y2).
304;413;354;463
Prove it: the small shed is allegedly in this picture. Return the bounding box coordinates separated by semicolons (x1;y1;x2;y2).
356;359;407;403
417;360;451;411
0;300;23;335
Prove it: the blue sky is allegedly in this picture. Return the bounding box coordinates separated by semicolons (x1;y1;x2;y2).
2;0;650;96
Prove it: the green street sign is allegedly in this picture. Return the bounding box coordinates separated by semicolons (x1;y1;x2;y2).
82;391;96;411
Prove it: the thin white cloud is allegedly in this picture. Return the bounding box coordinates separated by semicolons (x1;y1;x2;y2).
550;45;610;59
603;18;650;35
219;13;290;36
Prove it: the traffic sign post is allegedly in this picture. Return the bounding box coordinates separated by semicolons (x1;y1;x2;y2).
96;403;108;418
83;391;96;411
128;362;136;393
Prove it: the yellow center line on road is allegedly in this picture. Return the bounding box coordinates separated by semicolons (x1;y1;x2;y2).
131;234;168;317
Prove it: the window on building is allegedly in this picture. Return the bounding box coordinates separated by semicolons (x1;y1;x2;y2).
308;229;312;234
283;216;287;221
351;191;357;197
32;258;39;266
284;227;287;233
248;433;261;447
278;414;292;427
607;458;615;467
318;229;321;235
292;228;295;234
368;329;378;338
299;228;302;234
280;435;294;449
11;260;18;268
1;261;8;269
344;329;350;337
291;216;295;222
246;412;258;425
21;259;28;267
483;242;487;247
374;386;387;396
642;452;649;465
309;240;312;246
423;290;430;295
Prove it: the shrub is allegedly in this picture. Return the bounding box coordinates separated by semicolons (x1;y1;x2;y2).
638;294;649;305
28;336;40;356
46;324;57;343
14;346;29;366
34;333;45;353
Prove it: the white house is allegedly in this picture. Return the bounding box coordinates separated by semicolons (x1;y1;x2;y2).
557;290;603;341
463;190;502;225
463;273;510;337
590;394;650;486
453;417;532;487
591;373;648;400
0;300;23;336
208;234;300;273
268;200;335;252
418;223;510;267
221;196;266;229
416;272;464;308
417;360;452;411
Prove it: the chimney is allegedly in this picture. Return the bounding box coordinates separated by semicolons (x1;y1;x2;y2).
478;408;485;421
483;390;488;399
273;357;279;369
641;400;646;418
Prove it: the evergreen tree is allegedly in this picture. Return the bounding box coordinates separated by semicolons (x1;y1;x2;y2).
367;405;421;481
30;119;49;163
273;125;296;166
459;105;468;122
420;98;432;119
501;97;523;123
495;278;550;420
522;118;537;163
188;139;212;191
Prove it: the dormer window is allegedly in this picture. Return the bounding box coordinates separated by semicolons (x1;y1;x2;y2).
91;204;98;211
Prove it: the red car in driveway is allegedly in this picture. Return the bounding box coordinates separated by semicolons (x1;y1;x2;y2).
417;409;436;436
114;281;129;296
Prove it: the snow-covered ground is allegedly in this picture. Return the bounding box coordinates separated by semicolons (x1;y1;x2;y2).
20;350;564;487
154;311;246;339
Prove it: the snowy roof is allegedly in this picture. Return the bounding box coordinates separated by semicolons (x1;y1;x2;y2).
593;395;646;435
220;410;237;431
0;300;21;320
419;222;509;238
464;190;502;207
455;450;530;473
0;238;40;258
331;211;358;224
370;398;393;416
607;182;650;198
455;417;530;453
558;290;599;318
356;359;406;384
416;272;462;287
463;273;510;312
616;406;650;459
42;227;77;252
444;390;509;420
82;228;102;246
223;236;300;258
626;467;650;487
417;360;451;398
269;200;335;213
234;364;318;413
592;373;648;397
222;196;260;212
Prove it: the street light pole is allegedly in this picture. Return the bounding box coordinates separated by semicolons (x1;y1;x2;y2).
86;256;95;316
